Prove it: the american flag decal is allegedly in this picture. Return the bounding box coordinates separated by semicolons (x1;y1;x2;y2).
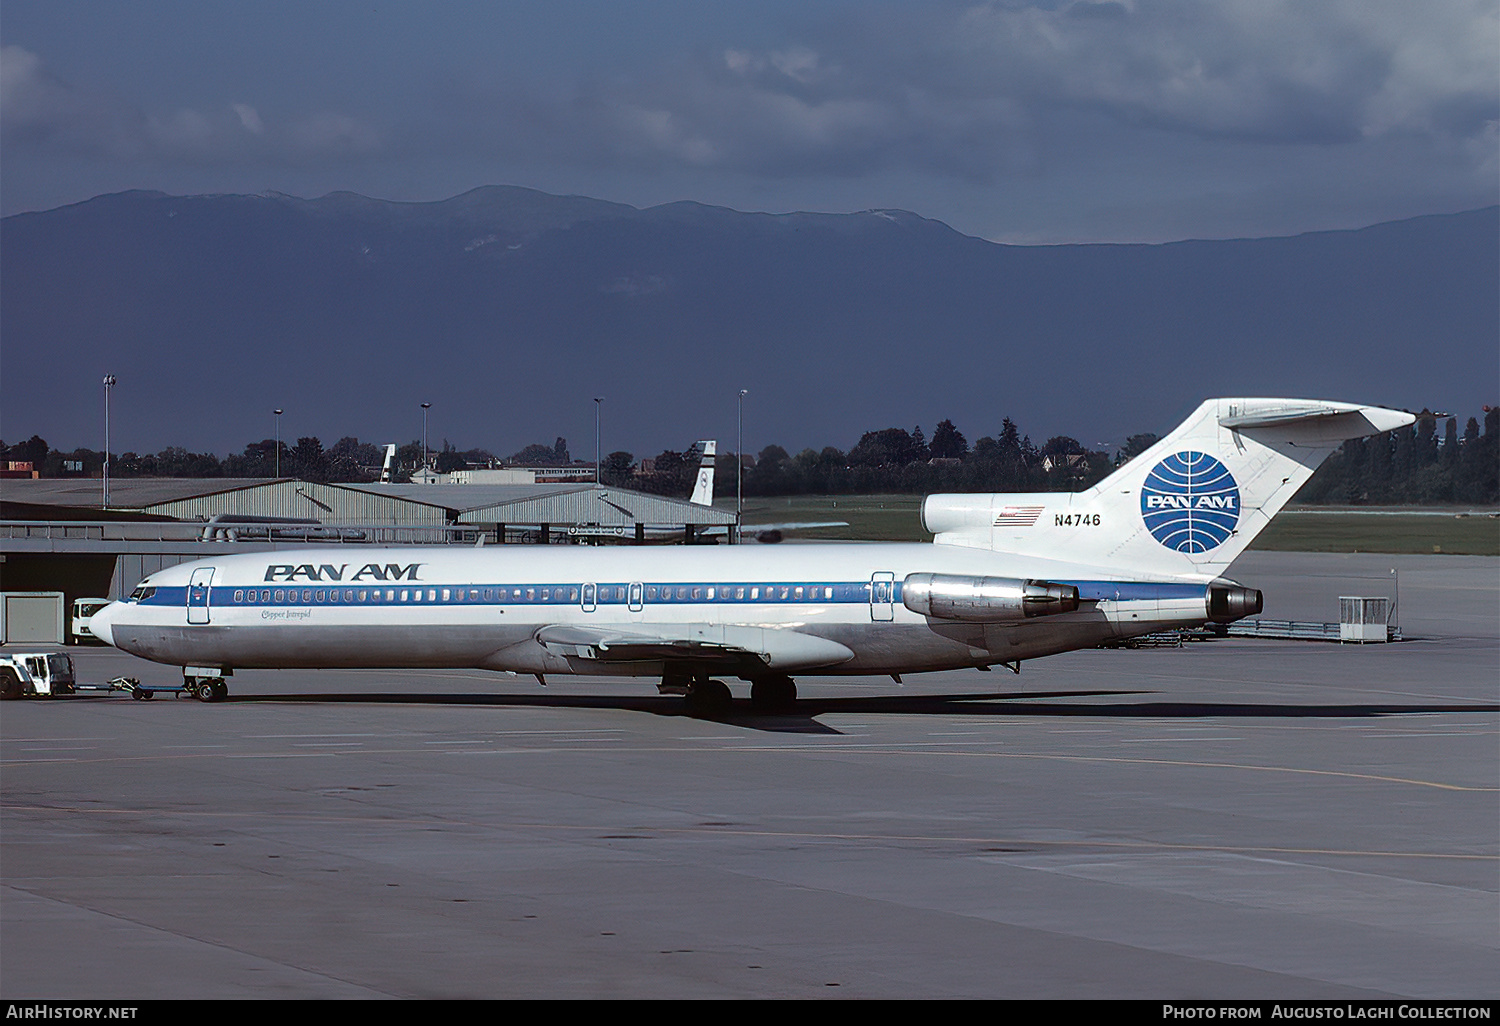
993;506;1044;528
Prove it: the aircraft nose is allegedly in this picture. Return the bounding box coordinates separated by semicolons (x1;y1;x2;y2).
90;601;120;647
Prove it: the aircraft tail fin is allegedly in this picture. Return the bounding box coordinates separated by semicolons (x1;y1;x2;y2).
926;399;1413;577
379;444;397;484
689;441;717;506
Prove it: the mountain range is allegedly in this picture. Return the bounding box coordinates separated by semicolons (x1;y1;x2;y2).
2;187;1494;459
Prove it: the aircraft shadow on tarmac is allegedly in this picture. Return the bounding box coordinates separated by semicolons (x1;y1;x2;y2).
223;690;1500;736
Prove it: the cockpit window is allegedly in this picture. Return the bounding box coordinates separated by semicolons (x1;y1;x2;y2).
129;586;157;602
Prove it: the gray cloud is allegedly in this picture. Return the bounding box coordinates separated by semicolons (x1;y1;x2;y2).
1;3;1493;240
1;45;380;166
434;1;1495;186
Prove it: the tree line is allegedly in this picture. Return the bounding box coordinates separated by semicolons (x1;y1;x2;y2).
3;407;1495;505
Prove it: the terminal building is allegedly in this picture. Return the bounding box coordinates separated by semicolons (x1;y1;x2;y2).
0;477;738;643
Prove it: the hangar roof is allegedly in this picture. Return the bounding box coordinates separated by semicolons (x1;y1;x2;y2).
1;478;279;509
341;483;738;526
3;478;736;527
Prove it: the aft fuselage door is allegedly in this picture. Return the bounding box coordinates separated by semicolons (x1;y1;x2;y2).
581;582;597;613
186;567;215;625
870;571;895;622
628;582;643;612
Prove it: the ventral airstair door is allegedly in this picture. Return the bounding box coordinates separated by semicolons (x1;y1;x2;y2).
869;571;895;622
186;567;215;625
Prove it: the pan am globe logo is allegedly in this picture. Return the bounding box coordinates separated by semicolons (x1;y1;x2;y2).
1140;451;1240;553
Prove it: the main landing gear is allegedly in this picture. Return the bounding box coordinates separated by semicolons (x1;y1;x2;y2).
749;674;797;714
660;672;800;718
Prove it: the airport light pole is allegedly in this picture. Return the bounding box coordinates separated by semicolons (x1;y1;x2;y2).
593;397;604;485
273;409;283;479
737;388;747;544
102;374;116;509
421;402;431;475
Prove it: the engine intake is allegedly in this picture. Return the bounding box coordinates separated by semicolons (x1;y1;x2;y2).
1208;584;1263;623
903;573;1079;622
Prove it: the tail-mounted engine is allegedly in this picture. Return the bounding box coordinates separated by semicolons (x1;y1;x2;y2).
902;573;1079;622
1207;584;1263;623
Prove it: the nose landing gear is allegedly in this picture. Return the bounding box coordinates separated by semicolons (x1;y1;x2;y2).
187;676;229;702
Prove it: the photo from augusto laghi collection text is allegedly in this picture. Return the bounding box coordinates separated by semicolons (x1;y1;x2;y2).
1161;1005;1494;1020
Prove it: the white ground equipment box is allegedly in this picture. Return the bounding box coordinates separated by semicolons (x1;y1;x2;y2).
1;592;66;645
1339;596;1391;643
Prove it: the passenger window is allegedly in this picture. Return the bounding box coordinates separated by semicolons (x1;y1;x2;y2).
234;590;244;602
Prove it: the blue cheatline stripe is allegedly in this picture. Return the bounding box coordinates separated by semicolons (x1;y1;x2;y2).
142;581;892;609
137;578;1207;609
1061;581;1208;602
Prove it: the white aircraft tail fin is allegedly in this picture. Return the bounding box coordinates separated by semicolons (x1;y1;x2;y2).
379;444;397;484
926;399;1414;577
689;441;717;506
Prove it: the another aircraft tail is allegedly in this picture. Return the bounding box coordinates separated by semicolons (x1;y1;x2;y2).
925;399;1414;578
378;444;397;484
689;441;717;506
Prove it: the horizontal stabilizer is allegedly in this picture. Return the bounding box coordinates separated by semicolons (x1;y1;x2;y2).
1218;401;1414;434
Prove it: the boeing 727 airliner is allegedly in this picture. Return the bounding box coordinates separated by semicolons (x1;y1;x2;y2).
86;399;1413;714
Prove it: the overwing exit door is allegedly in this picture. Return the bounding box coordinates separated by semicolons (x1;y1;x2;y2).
869;571;895;621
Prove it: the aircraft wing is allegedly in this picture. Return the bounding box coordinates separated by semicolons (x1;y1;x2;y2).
535;623;853;671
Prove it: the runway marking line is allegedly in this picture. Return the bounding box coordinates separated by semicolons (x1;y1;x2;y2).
1;743;1493;793
775;747;1498;792
1;802;1493;863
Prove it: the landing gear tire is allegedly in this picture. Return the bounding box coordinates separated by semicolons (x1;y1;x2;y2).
685;678;732;718
194;678;227;703
750;675;797;713
657;672;693;696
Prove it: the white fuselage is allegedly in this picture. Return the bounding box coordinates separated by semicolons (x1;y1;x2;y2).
91;541;1219;680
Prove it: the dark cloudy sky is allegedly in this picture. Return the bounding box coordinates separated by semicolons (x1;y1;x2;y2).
3;1;1496;243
